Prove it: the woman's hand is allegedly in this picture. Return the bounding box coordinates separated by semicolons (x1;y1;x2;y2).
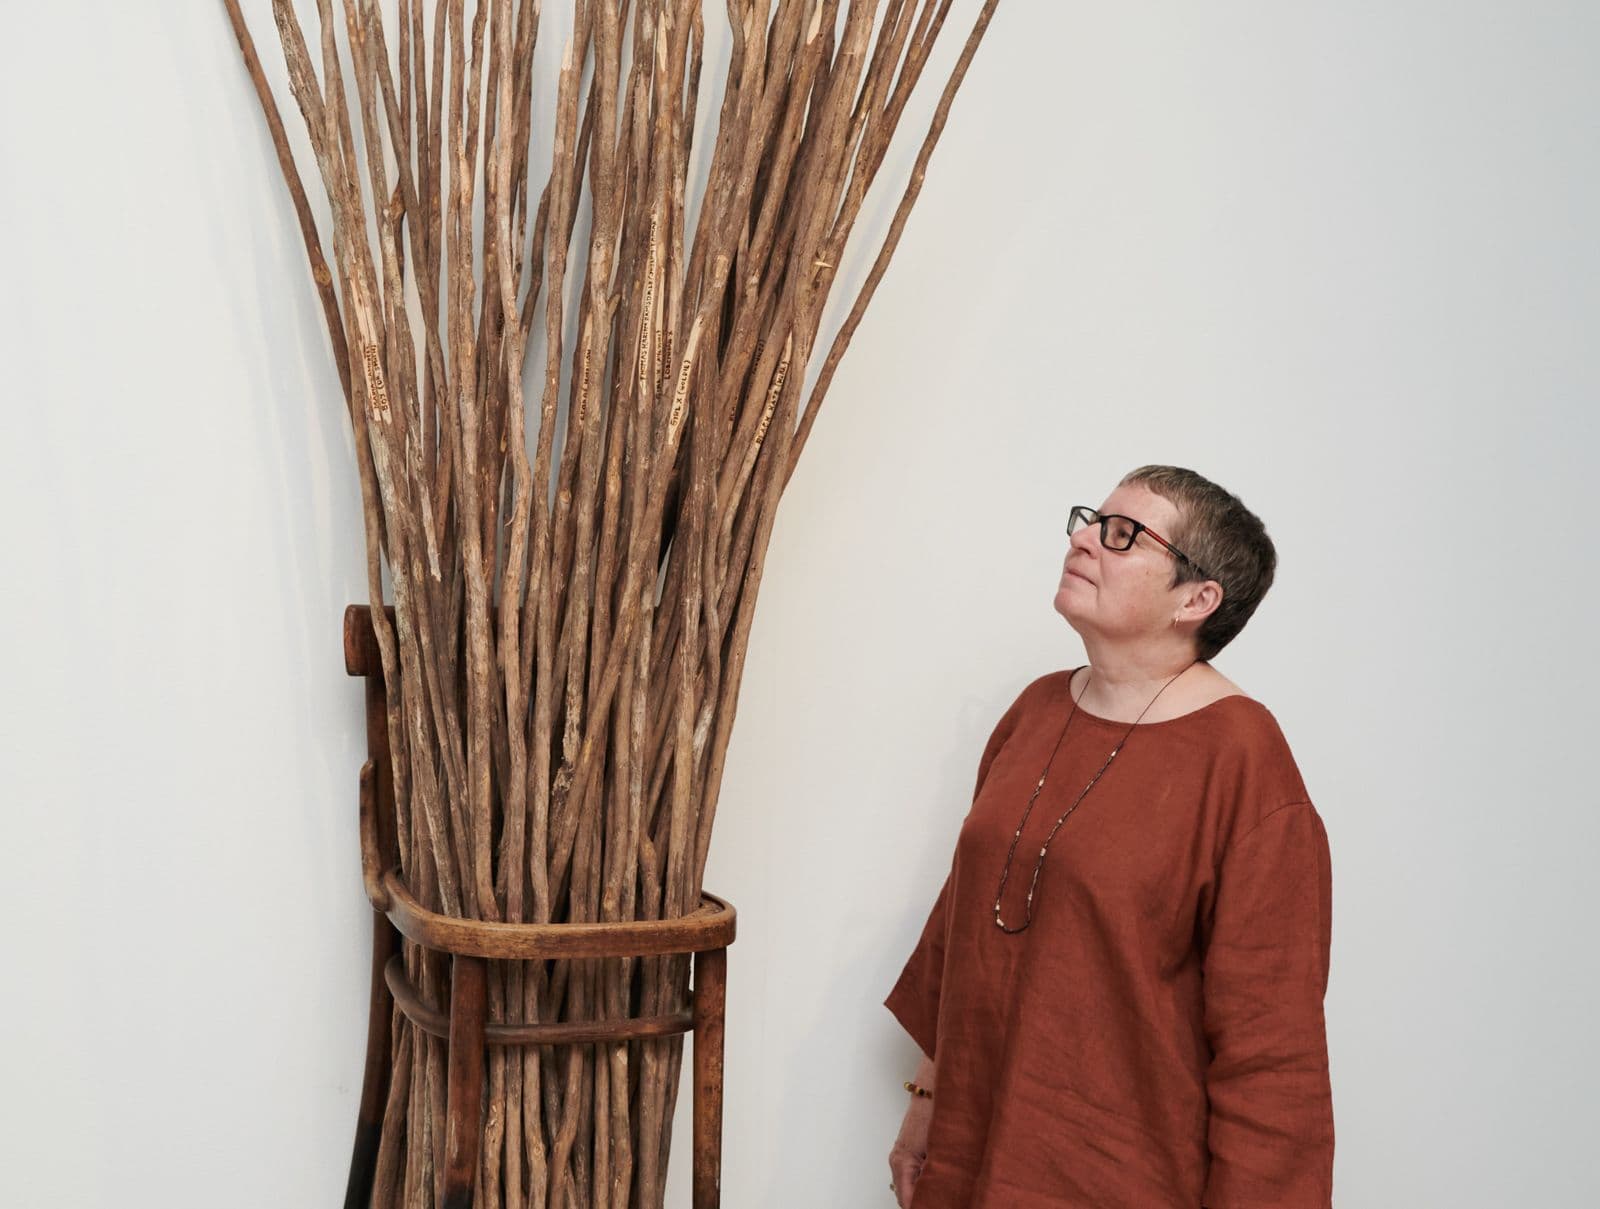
888;1053;937;1205
888;1105;931;1206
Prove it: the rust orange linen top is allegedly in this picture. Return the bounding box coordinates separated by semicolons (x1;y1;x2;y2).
884;667;1334;1208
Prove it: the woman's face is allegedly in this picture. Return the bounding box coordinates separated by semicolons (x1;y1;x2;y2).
1053;483;1197;642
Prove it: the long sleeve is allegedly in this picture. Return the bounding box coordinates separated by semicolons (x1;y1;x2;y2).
883;679;1034;1058
1199;801;1335;1207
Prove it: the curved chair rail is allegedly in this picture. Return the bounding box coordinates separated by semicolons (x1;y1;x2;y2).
383;955;696;1045
382;872;737;960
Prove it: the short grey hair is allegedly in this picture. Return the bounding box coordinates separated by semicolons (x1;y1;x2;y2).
1119;465;1278;662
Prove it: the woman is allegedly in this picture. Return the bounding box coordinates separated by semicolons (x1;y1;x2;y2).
884;465;1334;1207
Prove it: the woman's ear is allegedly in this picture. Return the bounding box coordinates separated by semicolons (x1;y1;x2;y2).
1179;579;1224;625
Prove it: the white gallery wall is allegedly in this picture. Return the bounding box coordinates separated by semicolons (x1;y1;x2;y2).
3;2;1596;1205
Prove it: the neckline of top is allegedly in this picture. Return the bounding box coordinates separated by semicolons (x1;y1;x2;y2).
1063;664;1251;728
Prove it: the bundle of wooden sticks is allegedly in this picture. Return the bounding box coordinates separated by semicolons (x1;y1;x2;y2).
224;1;999;1203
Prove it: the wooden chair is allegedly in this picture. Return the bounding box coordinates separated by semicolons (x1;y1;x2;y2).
341;604;736;1209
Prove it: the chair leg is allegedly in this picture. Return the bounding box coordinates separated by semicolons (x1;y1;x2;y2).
344;913;401;1209
443;954;488;1209
692;946;727;1209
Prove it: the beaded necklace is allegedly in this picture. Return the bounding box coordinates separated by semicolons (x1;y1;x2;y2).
992;661;1197;932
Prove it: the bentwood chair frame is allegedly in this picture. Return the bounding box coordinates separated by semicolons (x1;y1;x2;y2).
341;604;737;1209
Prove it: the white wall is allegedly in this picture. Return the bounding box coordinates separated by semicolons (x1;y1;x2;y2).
3;2;1596;1205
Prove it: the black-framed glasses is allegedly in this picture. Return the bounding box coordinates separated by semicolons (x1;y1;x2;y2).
1068;506;1215;581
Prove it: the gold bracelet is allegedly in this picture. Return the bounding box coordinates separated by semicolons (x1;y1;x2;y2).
903;1079;933;1099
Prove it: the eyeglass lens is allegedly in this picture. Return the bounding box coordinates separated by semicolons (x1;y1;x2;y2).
1070;508;1137;550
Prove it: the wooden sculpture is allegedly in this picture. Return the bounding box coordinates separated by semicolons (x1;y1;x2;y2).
223;1;1002;1204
